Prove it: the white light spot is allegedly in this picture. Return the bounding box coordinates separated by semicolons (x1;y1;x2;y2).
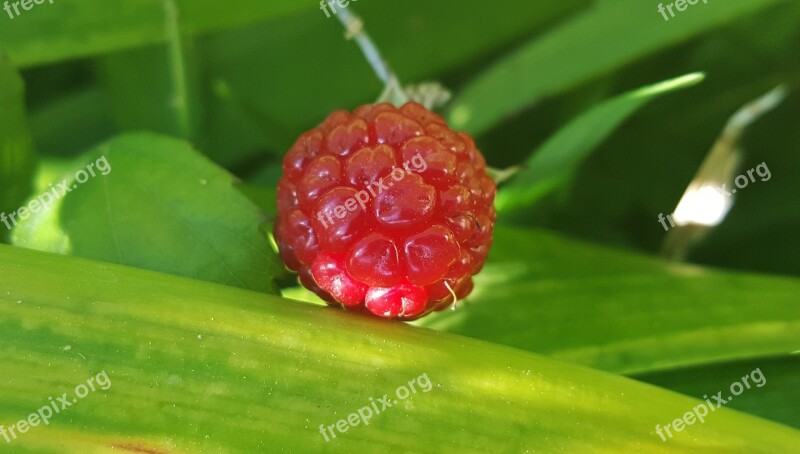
673;185;732;227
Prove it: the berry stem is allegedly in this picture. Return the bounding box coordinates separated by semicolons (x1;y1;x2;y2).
403;82;452;110
335;7;409;106
487;165;522;185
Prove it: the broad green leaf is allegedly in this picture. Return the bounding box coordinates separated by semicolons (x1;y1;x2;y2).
495;72;704;214
1;244;799;452
0;53;36;242
11;133;280;294
636;356;800;428
0;0;313;68
448;0;783;135
417;226;800;375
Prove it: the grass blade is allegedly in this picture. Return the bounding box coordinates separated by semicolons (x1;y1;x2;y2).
448;0;782;135
495;72;704;214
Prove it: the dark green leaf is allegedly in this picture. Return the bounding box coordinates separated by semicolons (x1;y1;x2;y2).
448;0;783;135
496;73;704;214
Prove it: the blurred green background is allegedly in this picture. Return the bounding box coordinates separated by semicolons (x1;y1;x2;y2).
4;0;798;274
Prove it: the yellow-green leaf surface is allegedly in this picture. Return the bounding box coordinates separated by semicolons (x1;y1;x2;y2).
418;227;800;375
1;245;799;452
0;0;312;68
448;0;783;135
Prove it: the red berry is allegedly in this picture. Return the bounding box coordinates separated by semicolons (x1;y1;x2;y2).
274;102;496;320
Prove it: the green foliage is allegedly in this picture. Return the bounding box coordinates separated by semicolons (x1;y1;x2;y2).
495;72;705;214
0;0;798;451
0;54;36;240
1;245;799;452
11;134;280;293
417;226;800;377
0;0;313;67
447;0;783;135
637;356;800;428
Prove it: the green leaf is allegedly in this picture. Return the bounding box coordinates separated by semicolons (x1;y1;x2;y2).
1;244;799;452
0;53;36;241
96;8;202;141
495;72;704;214
28;87;116;158
237;183;277;218
417;226;800;375
11;133;280;294
0;0;313;68
636;356;800;428
237;163;283;216
200;0;586;166
508;3;800;276
448;0;783;135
